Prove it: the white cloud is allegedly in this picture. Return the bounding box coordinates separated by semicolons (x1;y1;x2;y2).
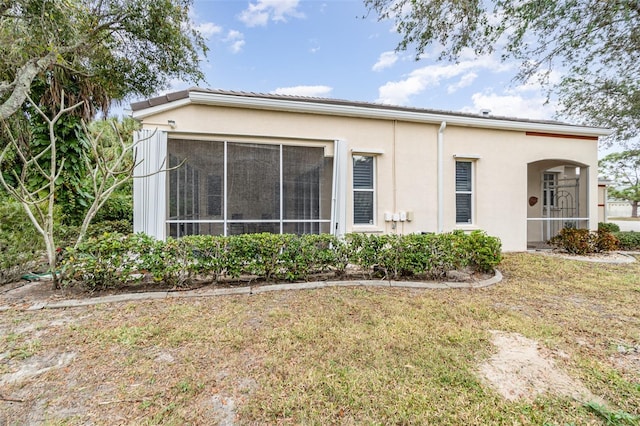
376;54;514;105
271;85;333;97
460;91;558;120
224;30;245;54
195;22;223;38
309;38;320;54
239;0;305;27
447;72;477;94
372;51;398;71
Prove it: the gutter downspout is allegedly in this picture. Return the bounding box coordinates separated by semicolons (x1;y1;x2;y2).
437;121;447;233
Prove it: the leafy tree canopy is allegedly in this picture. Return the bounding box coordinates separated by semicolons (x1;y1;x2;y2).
599;150;640;217
0;0;207;121
365;0;640;145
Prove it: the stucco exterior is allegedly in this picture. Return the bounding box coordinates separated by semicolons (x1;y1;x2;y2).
131;89;611;252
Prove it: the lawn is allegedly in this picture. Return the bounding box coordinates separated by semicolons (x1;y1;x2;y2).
1;252;639;425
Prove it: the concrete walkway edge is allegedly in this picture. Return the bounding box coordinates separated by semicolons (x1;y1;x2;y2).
22;270;503;310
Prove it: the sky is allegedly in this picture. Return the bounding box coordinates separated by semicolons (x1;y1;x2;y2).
139;0;569;129
153;0;563;120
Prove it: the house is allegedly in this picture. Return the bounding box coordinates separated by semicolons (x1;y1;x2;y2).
130;88;611;252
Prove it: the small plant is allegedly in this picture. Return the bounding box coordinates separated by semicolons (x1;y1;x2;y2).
584;401;639;426
548;228;619;255
0;198;43;283
614;231;640;250
63;232;154;291
599;222;621;233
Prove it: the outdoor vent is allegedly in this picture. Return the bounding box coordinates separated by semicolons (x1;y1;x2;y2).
480;109;491;117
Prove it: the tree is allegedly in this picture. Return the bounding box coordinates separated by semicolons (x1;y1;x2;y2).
0;92;160;288
0;0;206;121
599;150;640;218
0;0;206;286
364;0;640;145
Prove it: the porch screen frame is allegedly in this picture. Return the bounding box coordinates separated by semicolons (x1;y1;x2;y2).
166;139;337;237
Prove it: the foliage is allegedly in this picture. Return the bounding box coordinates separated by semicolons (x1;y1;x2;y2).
0;98;153;289
462;230;504;273
0;195;43;283
0;0;207;121
141;237;197;288
63;233;152;291
93;193;133;223
364;0;640;145
548;228;620;255
599;222;621;233
599;150;640;217
61;231;502;289
584;401;639;426
613;231;640;251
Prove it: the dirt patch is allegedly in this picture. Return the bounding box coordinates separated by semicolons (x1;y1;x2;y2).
1;351;76;385
479;330;603;404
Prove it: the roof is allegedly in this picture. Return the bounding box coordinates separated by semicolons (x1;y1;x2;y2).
130;87;612;137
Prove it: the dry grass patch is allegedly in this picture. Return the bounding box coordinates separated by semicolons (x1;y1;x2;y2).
0;253;639;425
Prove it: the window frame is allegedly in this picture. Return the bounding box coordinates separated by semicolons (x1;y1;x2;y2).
542;172;558;209
166;139;333;237
455;160;474;225
352;154;376;226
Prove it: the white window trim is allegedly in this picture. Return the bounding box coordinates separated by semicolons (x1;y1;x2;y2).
167;140;333;237
353;154;376;227
455;160;474;225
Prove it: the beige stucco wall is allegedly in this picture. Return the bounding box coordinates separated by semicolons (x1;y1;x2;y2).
137;103;599;251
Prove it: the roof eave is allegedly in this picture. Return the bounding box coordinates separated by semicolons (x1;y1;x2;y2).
132;90;613;138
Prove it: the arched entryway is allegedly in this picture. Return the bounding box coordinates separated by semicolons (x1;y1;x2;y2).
527;159;590;249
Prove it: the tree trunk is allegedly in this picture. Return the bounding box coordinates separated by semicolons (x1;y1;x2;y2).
633;201;638;218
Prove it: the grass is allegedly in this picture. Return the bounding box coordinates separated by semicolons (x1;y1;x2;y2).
1;252;639;425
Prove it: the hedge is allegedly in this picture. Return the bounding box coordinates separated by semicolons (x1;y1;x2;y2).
613;231;640;251
62;231;502;291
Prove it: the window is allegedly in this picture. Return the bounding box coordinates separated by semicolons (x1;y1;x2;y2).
167;139;333;237
543;172;557;208
456;161;473;224
353;155;375;225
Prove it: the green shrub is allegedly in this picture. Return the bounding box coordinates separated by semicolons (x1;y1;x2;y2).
94;192;133;222
346;233;387;278
0;199;43;283
548;228;619;255
613;231;640;250
63;233;152;291
183;235;227;281
598;222;620;233
86;219;133;237
62;231;503;290
139;236;195;287
464;231;503;273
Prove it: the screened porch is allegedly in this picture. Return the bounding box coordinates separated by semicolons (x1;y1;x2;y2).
166;139;334;238
527;160;590;249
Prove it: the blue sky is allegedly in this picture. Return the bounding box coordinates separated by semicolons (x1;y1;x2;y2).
152;0;560;121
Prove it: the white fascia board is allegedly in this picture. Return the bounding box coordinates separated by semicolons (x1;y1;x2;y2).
152;91;611;138
131;98;191;120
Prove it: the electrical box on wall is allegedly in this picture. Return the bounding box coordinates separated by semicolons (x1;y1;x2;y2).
399;211;407;222
406;211;414;221
384;212;392;222
392;213;400;222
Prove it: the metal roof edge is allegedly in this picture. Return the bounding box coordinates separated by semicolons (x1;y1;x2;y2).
133;89;612;137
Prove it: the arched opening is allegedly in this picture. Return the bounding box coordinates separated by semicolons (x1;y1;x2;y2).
527;159;590;249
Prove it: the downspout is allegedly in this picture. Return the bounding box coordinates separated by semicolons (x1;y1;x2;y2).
437;121;447;233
